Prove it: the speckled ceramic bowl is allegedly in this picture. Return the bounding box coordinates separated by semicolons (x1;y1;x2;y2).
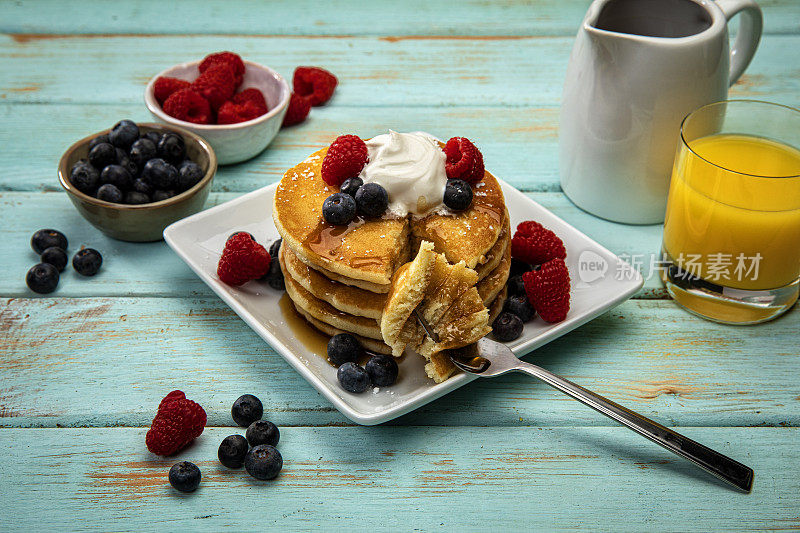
58;123;217;242
144;60;290;165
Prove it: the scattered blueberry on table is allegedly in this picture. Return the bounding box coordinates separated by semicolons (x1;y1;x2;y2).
246;420;280;447
218;434;249;469
244;444;283;480
231;394;263;427
168;461;201;493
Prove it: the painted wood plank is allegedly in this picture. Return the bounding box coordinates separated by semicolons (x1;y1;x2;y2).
0;426;796;530
1;297;797;428
0;34;797;107
1;0;797;36
0;103;563;192
0;191;666;299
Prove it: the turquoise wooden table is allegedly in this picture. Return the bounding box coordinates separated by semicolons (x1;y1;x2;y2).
1;1;799;529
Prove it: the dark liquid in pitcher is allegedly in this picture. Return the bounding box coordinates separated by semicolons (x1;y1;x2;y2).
594;0;712;38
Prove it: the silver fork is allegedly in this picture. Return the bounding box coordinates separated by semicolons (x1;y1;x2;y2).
414;311;753;492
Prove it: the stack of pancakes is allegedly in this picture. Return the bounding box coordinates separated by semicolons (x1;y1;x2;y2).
273;145;511;382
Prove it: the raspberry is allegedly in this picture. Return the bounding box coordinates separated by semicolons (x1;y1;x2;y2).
217;100;265;124
321;135;369;187
153;76;191;105
510;220;566;266
282;92;312;127
162;89;212;124
293;66;337;106
191;64;237;110
444;137;485;184
199;51;246;86
217;232;271;285
523;258;570;323
232;88;268;114
145;390;207;456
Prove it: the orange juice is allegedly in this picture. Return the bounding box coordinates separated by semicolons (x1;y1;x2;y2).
663;134;800;290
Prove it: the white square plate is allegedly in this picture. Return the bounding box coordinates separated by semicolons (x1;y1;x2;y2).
165;180;643;425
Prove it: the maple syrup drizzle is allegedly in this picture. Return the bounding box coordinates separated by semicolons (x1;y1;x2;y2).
303;217;366;258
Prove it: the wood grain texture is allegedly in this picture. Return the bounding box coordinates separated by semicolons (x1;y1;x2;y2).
1;297;797;428
0;34;797;107
0;426;797;531
1;0;797;35
1;0;799;526
0;191;666;298
0;104;564;192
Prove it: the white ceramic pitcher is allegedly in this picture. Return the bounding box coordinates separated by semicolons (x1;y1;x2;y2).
559;0;762;224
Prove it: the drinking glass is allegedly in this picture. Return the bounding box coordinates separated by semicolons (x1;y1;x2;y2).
661;100;800;324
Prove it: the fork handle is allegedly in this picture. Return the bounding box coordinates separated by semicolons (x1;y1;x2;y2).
514;362;754;493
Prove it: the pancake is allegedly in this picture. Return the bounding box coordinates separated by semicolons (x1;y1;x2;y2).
283;235;510;320
411;173;506;269
380;241;437;355
273;148;410;288
292;304;393;355
273;145;507;287
281;249;384;341
282;244;387;319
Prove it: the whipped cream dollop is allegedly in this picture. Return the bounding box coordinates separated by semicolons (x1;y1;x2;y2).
359;131;446;216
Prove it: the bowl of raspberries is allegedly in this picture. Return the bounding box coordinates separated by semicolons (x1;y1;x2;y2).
145;51;290;165
59;120;216;242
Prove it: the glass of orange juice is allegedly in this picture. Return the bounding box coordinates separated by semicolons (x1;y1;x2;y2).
662;100;800;324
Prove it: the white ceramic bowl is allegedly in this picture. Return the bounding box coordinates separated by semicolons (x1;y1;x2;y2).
145;60;290;165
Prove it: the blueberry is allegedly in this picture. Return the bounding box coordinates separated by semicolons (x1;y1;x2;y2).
268;238;282;259
503;294;536;322
31;229;68;254
152;189;176;202
124;191;151;204
115;153;138;179
132;178;153;196
263;254;285;291
88;142;117;170
492;311;523;342
339;177;363;198
142;131;161;145
337;362;371;393
327;333;364;367
218;434;249;469
365;354;398;387
142;158;178;189
72;248;102;276
322;192;357;225
157;133;186;164
355;183;388;218
507;274;526;297
97;183;123;203
443;179;473;211
69;160;99;193
244;444;283;481
232;394;263;427
100;164;132;190
88;134;110;152
129;138;157;169
26;263;59;294
510;258;532;278
176;161;204;191
109;120;139;150
40;246;68;272
168;461;201;493
246;420;280;447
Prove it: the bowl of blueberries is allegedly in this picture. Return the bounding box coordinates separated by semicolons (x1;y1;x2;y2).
58;120;217;242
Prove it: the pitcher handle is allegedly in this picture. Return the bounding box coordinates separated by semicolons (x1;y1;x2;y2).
716;0;763;86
